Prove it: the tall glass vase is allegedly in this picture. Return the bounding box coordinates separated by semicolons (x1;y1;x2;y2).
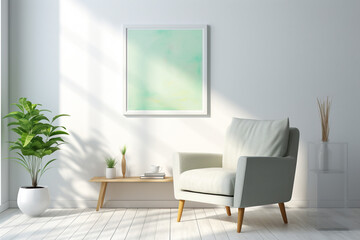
318;142;329;171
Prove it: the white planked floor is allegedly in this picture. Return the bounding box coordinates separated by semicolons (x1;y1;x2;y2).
0;207;358;239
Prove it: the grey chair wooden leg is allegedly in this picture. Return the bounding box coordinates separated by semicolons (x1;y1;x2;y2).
237;208;245;233
225;206;231;216
278;202;288;224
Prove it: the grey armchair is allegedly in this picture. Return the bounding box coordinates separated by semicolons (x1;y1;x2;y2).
173;118;299;233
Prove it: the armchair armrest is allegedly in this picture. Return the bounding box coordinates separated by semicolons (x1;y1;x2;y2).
174;152;223;174
173;152;222;199
233;156;297;208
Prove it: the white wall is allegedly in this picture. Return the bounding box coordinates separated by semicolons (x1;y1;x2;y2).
1;0;9;211
8;0;360;207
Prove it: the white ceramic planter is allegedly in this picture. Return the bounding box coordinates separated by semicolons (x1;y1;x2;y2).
106;168;116;178
17;186;50;217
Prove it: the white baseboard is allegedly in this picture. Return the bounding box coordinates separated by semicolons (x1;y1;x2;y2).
9;200;216;208
285;200;308;208
346;201;360;208
299;200;360;208
0;202;9;213
308;200;346;208
9;199;360;208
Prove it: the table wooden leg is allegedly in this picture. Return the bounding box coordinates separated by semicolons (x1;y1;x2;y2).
96;183;105;211
100;183;108;208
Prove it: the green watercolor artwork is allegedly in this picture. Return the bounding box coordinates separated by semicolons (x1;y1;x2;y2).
125;26;207;115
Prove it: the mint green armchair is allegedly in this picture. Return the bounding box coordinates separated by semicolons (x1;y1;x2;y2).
173;118;299;233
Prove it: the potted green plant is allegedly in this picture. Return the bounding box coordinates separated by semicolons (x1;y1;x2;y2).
4;98;69;216
105;157;117;178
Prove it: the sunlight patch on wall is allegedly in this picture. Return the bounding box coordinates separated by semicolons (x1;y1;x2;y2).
58;0;306;204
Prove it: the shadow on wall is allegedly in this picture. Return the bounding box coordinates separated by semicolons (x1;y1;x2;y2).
60;75;176;169
54;130;108;202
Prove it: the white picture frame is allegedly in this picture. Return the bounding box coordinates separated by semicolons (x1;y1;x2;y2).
123;25;208;116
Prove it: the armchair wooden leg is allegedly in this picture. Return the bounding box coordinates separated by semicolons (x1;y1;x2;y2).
225;206;231;216
278;202;288;224
177;200;185;222
237;208;245;233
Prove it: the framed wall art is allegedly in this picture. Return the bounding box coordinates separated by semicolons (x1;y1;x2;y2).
123;25;208;115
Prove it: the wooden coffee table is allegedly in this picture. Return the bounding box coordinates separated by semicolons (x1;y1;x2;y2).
90;176;173;211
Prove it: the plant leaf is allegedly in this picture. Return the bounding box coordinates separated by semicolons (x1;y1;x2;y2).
52;114;70;123
41;159;56;175
9;145;21;151
19;97;27;107
4;111;24;120
50;130;69;137
31;123;52;135
11;103;24;112
14;159;31;173
11;128;24;136
7;121;20;127
18;119;32;131
45;137;65;147
31;115;49;122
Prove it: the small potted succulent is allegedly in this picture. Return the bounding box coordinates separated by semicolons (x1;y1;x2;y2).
105;157;117;178
4;98;69;217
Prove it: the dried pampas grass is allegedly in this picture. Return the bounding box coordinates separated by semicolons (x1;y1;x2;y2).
317;97;331;142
